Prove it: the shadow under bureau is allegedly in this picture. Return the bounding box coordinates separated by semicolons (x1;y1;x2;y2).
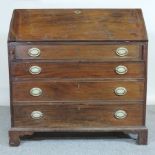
8;9;148;146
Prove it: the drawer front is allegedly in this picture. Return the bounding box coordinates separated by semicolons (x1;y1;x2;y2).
15;44;141;60
12;103;144;128
12;81;144;101
11;62;144;79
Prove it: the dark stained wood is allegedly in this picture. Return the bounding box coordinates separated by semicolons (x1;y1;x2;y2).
8;9;148;42
9;130;33;146
11;62;144;79
8;9;148;146
9;126;147;146
12;103;144;128
137;128;148;145
14;44;142;60
142;43;148;125
9;126;148;133
12;80;144;101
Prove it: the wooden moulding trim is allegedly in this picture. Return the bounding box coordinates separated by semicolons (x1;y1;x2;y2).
10;126;147;133
8;40;148;44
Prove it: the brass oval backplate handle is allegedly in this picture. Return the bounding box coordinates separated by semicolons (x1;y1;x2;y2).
114;110;127;119
28;48;41;57
116;47;128;57
31;111;43;119
115;65;128;75
114;87;127;96
29;66;42;75
30;87;42;96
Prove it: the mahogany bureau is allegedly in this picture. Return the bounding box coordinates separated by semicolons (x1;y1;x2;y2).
8;9;148;146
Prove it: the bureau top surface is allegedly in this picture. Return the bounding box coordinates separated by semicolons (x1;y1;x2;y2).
8;9;147;42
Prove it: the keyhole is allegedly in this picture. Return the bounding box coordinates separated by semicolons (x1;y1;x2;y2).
74;10;81;15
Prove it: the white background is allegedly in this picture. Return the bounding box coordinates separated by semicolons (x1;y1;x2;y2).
0;0;154;106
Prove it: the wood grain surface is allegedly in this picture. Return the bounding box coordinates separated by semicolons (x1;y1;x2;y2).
12;103;144;128
8;9;148;41
11;62;144;79
12;80;144;101
14;44;142;60
8;9;148;145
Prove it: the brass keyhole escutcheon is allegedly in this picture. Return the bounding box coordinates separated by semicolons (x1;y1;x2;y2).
74;10;81;15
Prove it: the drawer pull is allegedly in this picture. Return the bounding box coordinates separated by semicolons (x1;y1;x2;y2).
31;111;43;119
114;110;127;119
116;47;128;57
114;87;127;96
29;66;42;74
28;48;41;57
115;65;128;75
30;88;42;96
